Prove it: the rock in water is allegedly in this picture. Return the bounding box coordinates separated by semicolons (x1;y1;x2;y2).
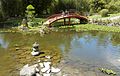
20;64;36;76
36;73;41;76
51;67;60;73
43;73;51;76
39;63;44;68
41;62;51;73
31;51;40;56
43;62;51;68
41;67;49;73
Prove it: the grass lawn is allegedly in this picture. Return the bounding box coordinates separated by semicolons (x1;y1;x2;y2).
59;24;120;33
89;13;120;19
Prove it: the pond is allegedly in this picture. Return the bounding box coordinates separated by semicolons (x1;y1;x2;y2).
0;30;120;76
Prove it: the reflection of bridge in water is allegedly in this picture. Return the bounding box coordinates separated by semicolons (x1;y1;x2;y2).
43;13;88;27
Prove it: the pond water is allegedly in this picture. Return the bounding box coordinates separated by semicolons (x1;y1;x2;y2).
0;30;120;76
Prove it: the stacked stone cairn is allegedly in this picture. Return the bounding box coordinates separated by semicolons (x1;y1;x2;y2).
20;56;60;76
31;42;40;56
19;19;28;31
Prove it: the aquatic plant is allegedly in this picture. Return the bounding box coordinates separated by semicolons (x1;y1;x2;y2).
99;68;116;75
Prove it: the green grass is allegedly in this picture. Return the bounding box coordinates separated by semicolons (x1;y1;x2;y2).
109;13;120;17
75;24;120;32
59;24;120;33
89;13;120;19
33;18;46;22
89;15;102;19
2;18;22;27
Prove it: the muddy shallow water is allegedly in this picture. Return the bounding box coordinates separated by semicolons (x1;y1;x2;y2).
0;30;120;76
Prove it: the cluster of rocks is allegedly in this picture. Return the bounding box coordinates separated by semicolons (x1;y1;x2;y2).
20;42;60;76
89;18;120;26
39;26;51;36
20;56;60;76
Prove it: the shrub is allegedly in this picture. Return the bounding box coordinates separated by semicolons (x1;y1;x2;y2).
100;9;109;17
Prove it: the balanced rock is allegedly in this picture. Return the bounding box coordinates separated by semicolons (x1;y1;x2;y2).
31;42;40;56
31;51;40;56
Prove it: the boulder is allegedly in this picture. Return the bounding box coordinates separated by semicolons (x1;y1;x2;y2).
20;64;36;76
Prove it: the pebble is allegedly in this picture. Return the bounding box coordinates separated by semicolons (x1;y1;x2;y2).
45;56;51;59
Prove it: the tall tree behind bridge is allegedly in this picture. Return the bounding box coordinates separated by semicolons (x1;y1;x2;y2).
1;0;23;18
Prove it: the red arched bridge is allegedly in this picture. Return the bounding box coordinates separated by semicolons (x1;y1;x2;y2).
43;13;88;26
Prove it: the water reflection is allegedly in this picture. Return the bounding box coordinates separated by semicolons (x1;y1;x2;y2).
0;34;9;49
67;32;120;70
111;33;120;46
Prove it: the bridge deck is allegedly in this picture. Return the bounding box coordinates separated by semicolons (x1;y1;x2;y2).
43;13;88;26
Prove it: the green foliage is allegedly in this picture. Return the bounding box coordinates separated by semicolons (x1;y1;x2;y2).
26;5;35;10
0;0;120;19
90;0;106;13
115;1;120;12
1;0;23;18
99;9;109;17
50;0;90;14
25;4;35;21
106;3;117;13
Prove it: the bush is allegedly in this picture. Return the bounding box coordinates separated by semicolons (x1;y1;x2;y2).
100;9;109;17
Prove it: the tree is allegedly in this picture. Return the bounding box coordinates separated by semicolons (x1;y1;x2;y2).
0;0;3;19
25;4;35;21
22;0;54;15
105;0;120;13
90;0;105;13
0;0;23;18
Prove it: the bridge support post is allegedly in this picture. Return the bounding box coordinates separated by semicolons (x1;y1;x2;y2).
64;18;66;25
